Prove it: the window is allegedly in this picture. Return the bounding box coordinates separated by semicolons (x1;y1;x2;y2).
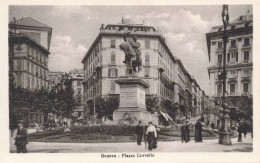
36;66;38;76
227;53;230;63
111;39;116;48
144;68;150;77
244;38;250;45
108;68;118;77
27;77;30;89
145;40;150;49
27;46;31;56
110;81;115;93
243;83;249;93
244;51;249;61
229;52;238;63
231;40;236;47
77;88;82;95
217;54;222;64
230;84;235;93
27;61;30;72
218;42;223;48
243;70;249;77
217;85;222;94
77;81;81;86
111;53;116;65
145;54;150;66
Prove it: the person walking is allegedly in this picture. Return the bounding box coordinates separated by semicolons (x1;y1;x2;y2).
195;119;203;142
181;121;190;143
210;121;215;130
135;121;143;145
242;122;248;138
238;122;243;142
146;122;157;151
15;120;28;153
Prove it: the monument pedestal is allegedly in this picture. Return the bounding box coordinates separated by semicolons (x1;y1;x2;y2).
113;76;153;125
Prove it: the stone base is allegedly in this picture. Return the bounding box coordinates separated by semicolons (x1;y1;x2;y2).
219;132;232;145
113;107;153;125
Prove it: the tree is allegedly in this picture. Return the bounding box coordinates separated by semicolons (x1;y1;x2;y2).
94;95;119;121
227;96;253;123
145;95;159;114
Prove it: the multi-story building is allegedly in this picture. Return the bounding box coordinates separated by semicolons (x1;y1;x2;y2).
68;69;84;119
82;19;206;123
49;71;65;89
185;72;193;118
9;17;52;125
206;11;253;105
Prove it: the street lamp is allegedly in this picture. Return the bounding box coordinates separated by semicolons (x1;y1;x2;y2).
218;5;232;145
93;70;96;124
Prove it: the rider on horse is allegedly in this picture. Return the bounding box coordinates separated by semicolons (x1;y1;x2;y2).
122;31;142;72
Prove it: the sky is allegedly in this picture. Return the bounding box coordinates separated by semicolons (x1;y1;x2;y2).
9;5;252;94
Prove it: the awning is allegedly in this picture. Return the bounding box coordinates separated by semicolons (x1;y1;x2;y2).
159;111;173;122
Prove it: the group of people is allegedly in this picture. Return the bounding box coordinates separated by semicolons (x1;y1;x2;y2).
180;119;203;143
237;121;250;142
135;121;159;151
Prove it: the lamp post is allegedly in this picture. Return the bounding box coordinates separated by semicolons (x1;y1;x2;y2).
218;5;232;145
93;70;96;124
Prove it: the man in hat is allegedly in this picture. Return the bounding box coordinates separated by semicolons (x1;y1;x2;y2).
15;120;28;153
135;121;143;145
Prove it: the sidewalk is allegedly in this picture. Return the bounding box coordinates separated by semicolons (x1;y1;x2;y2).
10;133;253;153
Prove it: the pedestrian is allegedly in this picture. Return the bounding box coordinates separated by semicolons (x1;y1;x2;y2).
135;121;143;145
34;121;39;132
195;119;203;143
14;120;28;153
210;121;215;130
181;121;190;143
154;125;160;149
237;122;243;142
243;122;248;138
146;122;157;151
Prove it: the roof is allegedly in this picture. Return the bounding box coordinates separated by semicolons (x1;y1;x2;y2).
9;17;51;29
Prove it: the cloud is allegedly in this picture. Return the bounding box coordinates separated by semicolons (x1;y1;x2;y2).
129;9;215;93
48;35;87;72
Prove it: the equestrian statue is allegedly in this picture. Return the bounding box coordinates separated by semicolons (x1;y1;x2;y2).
119;31;142;75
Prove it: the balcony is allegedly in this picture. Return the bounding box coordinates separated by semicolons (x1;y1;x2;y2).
159;65;165;72
243;60;250;64
242;44;251;50
241;92;251;96
229;46;238;51
228;92;241;96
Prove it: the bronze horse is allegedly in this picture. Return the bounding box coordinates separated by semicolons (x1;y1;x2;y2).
119;39;142;75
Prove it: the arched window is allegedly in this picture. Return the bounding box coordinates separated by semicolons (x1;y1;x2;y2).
111;52;116;65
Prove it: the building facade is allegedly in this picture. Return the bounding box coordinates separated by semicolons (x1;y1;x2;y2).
82;19;207;123
206;12;253;105
68;69;84;119
9;17;52;126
